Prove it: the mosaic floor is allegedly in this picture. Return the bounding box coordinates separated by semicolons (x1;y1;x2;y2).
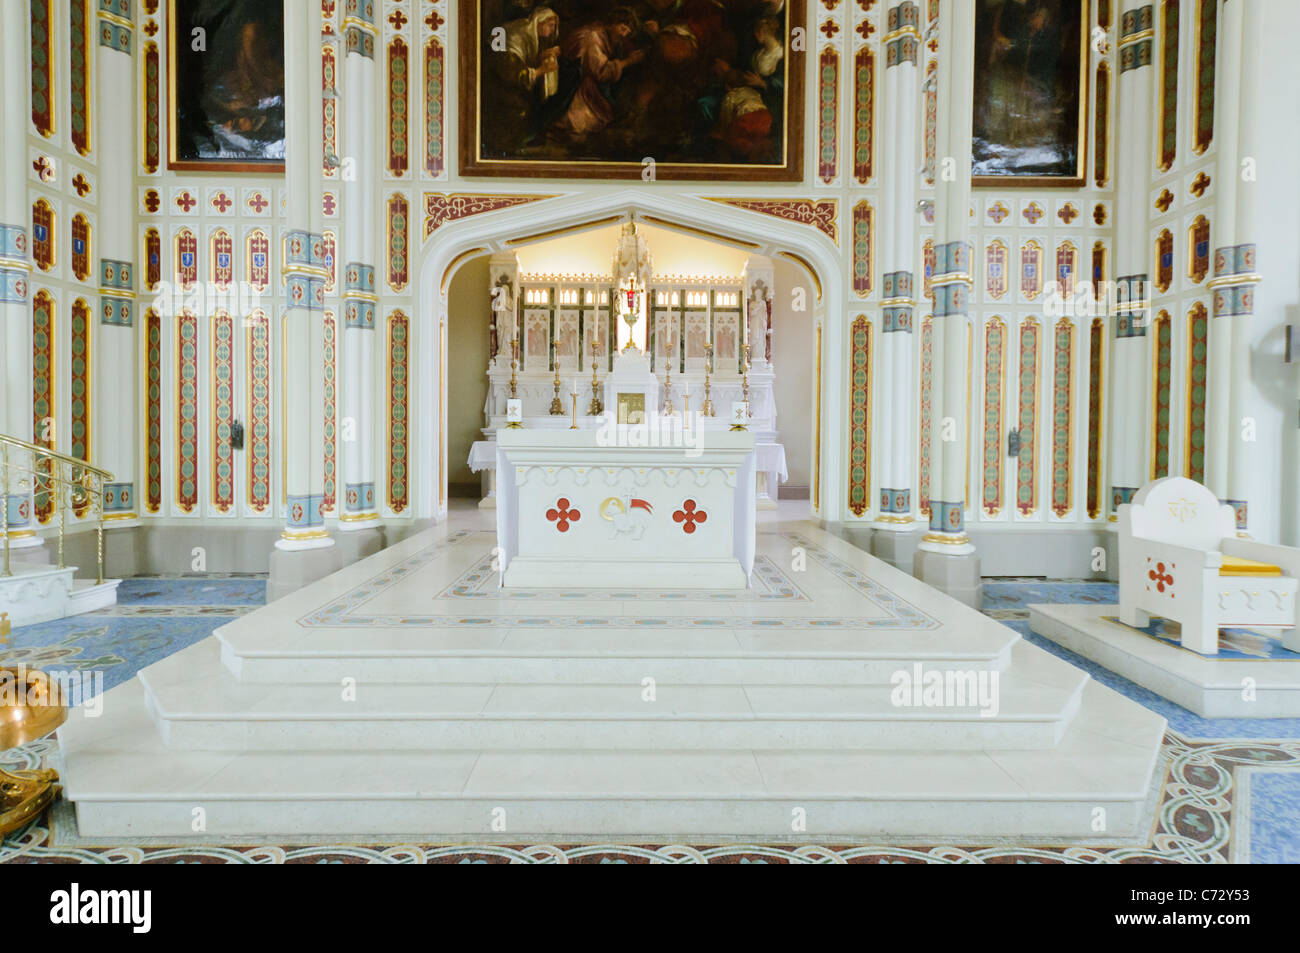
2;574;1297;863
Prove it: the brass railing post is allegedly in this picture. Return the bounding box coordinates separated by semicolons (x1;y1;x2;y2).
56;460;66;570
95;475;104;586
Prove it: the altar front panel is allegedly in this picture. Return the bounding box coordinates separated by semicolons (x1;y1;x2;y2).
496;431;756;590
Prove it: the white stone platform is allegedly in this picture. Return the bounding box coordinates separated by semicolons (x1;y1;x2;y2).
0;564;119;626
1031;603;1300;718
57;516;1166;841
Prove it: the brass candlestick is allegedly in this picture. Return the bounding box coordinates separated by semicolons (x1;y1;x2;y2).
662;357;674;416
730;344;752;431
511;340;520;397
569;391;580;429
742;343;753;418
549;352;564;415
702;342;716;417
588;342;603;416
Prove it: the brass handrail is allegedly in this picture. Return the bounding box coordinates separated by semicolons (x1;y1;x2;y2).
0;433;113;479
0;432;114;585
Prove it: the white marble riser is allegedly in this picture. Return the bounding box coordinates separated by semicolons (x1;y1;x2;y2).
1030;604;1300;718
216;627;1021;686
141;642;1086;752
70;796;1150;841
58;674;1166;839
222;651;1015;686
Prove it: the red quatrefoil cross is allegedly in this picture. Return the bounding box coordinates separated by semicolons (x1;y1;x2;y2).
546;498;580;532
673;499;708;534
1148;561;1174;593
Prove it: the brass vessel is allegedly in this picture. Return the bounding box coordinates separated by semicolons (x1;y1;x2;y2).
0;663;67;836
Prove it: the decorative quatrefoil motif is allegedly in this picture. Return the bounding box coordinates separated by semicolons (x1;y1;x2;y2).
546;498;580;532
673;500;708;534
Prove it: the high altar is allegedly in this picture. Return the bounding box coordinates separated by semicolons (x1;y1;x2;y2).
468;221;788;512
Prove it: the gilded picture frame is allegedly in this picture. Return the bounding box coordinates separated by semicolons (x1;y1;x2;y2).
971;0;1089;187
459;0;806;181
167;0;286;173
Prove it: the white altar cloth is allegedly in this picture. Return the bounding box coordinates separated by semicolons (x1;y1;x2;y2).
472;434;785;480
495;428;757;589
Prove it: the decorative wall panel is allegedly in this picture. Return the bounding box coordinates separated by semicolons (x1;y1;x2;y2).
143;41;161;173
847;315;871;517
1095;62;1110;188
1158;0;1178;172
70;0;91;155
387;310;409;513
323;310;337;513
852;201;873;297
1015;318;1040;517
1050;319;1073;518
176;310;199;513
1151;310;1172;479
31;0;54;137
175;228;197;286
918;315;933;517
246;309;272;513
981;316;1006;517
1185;302;1208;482
1155;228;1174;293
818;47;839;185
387;194;408;291
852;47;873;183
211;229;233;287
1188;215;1209;283
69;298;91;490
144;228;160;290
425;39;445;177
145;308;162;512
32;290;56;523
211;312;235;512
247;229;270;291
1193;0;1216;154
71;213;91;281
387;38;409;176
1086;317;1104;519
32;200;55;272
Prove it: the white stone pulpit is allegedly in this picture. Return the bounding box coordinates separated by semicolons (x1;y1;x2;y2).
495;428;757;589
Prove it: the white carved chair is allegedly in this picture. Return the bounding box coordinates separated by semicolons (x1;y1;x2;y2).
1118;476;1300;655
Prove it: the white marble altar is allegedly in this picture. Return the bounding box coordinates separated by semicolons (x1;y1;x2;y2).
495;427;757;589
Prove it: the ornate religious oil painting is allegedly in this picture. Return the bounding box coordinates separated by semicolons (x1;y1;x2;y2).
168;0;286;171
459;0;806;181
972;0;1087;186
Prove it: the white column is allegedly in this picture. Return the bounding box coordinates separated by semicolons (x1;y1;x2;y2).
1106;5;1156;518
94;0;139;521
875;1;921;530
277;0;332;550
918;0;975;557
339;4;379;528
0;0;38;547
1220;0;1262;534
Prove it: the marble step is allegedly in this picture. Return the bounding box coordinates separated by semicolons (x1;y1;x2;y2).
57;676;1166;839
137;639;1086;751
218;622;1020;685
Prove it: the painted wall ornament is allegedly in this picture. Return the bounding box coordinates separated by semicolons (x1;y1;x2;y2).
459;0;806;181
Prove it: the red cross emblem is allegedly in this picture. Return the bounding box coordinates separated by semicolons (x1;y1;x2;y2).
673;499;707;534
546;498;580;532
1147;560;1175;594
175;191;197;213
247;193;269;214
210;192;233;213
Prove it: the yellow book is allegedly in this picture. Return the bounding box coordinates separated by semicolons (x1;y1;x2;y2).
1219;554;1283;577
